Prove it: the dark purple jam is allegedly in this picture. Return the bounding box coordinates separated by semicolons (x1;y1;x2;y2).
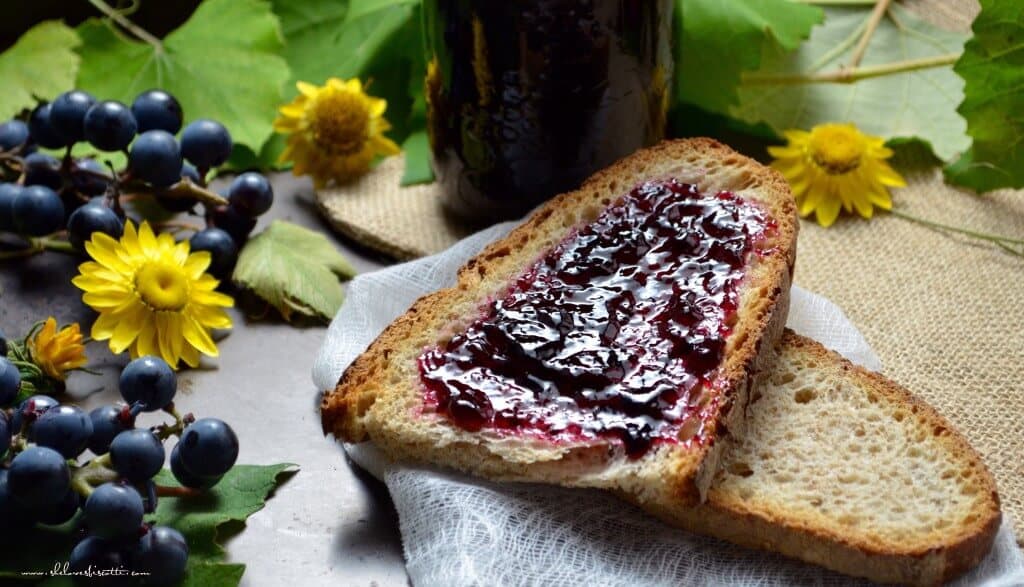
418;179;774;457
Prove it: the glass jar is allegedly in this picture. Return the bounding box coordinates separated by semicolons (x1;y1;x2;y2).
424;0;674;224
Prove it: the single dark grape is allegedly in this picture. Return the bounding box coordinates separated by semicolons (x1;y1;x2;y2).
132;89;183;134
36;488;81;526
50;90;97;143
88;405;131;455
84;482;145;540
180;119;232;168
135;526;189;585
67;201;124;251
110;429;165;482
0;411;10;456
119;355;176;412
29;103;67;149
84;100;138;152
176;418;238;478
210;204;256;244
69;536;126;575
129;130;183;188
227;172;273;217
8;445;71;509
169;443;221;489
190;227;238;278
23;152;63;190
0;356;20;407
0;183;21;231
0;468;36;531
33;404;94;458
12;184;64;236
0;120;29;152
11;394;60;436
72;158;112;196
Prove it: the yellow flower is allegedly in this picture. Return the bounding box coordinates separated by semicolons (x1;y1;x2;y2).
72;221;233;369
28;318;87;380
273;78;401;188
768;123;906;227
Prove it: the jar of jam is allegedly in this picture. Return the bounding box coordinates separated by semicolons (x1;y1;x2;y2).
424;0;674;225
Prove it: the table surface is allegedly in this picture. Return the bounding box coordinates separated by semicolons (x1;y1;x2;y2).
0;173;409;586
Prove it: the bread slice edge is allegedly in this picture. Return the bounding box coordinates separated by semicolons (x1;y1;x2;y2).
645;331;1002;586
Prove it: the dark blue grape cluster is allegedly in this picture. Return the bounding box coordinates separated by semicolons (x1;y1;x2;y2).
0;354;238;583
0;89;275;278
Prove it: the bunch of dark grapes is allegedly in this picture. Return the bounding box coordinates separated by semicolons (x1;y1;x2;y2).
0;89;274;278
0;354;239;584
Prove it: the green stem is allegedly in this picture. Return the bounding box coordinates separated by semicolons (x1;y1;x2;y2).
37;236;76;254
122;178;228;208
70;454;119;498
0;235;76;260
810;18;867;72
86;0;163;51
791;0;877;4
848;0;893;68
889;209;1024;254
742;53;960;85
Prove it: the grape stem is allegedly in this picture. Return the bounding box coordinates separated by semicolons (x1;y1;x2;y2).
155;485;204;498
87;0;164;52
0;235;76;260
121;178;228;208
152;404;189;441
71;454;119;498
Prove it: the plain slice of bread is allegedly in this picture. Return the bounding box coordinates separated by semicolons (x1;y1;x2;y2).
322;138;798;505
650;331;1002;585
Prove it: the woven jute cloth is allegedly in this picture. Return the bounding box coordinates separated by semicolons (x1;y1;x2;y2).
317;0;1024;543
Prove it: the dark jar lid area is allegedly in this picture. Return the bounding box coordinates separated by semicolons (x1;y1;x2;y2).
424;0;675;225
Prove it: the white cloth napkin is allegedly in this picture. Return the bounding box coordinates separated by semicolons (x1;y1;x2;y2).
312;222;1024;587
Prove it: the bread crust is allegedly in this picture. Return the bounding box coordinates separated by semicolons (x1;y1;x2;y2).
649;331;1001;586
321;138;798;505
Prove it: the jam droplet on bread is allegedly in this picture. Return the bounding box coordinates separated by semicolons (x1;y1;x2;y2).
419;179;776;457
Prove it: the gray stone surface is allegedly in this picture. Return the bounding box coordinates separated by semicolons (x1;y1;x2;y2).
0;173;408;586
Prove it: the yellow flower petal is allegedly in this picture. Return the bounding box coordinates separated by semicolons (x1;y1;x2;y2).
297;81;320;97
275;77;399;186
816;197;842;228
182;316;218;358
768;122;903;228
74;217;235;368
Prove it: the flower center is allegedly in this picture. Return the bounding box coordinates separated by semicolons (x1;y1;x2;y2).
808;124;866;175
308;88;370;156
135;263;189;311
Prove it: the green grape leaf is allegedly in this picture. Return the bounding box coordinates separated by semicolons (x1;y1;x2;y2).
732;5;970;162
265;0;423;168
74;0;290;155
945;0;1024;191
675;0;823;114
150;464;297;563
232;221;357;322
400;130;433;186
0;21;80;120
0;464;294;587
272;0;420;91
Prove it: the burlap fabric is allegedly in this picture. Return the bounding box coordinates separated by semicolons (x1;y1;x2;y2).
316;0;1024;543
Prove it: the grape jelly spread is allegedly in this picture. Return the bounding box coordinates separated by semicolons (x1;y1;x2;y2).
418;179;775;457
